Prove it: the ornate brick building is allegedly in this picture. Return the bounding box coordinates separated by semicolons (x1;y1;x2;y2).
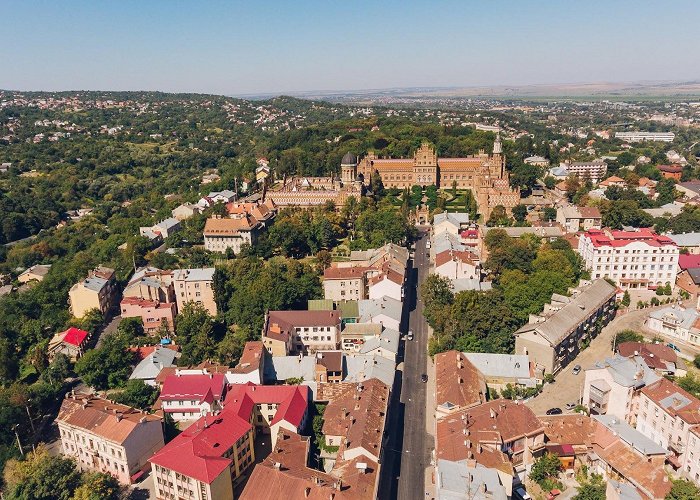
351;135;520;219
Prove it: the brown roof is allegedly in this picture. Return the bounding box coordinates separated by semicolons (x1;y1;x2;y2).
641;378;700;425
658;164;683;173
436;400;543;466
540;414;600;448
265;310;341;342
578;206;601;219
231;341;265;374
57;395;161;444
323;266;369;280
434;250;479;268
617;341;677;370
596;440;671;499
315;351;343;373
322;379;389;459
435;351;487;411
203;216;257;236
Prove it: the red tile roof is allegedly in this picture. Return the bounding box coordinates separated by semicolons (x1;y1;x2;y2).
435;351;487;411
641;378;700;425
265;310;341;343
231;341;265;374
61;327;89;347
434;249;479;268
224;383;309;428
160;373;227;403
678;254;700;270
323;266;369;280
617;341;677;370
583;228;676;248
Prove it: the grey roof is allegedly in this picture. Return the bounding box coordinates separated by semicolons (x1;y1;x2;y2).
82;276;108;293
155;217;181;230
345;354;395;387
128;266;165;285
0;285;12;297
264;356;317;383
665;232;700;247
607;480;642;500
359;327;400;356
644;203;684;218
140;229;160;240
590;355;661;389
19;264;52;278
436;460;507;500
129;347;178;381
172;268;215;282
358;297;403;323
649;306;700;331
433;211;469;228
451;279;491;292
593;415;667;456
463;353;531;380
514;279;616;346
433;231;465;254
341;152;357;165
208;189;236;199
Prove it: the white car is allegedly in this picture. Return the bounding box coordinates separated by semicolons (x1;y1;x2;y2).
407;330;414;341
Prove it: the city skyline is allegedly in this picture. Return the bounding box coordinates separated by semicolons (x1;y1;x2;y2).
3;0;700;95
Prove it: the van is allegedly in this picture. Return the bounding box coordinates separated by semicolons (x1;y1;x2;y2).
514;487;532;500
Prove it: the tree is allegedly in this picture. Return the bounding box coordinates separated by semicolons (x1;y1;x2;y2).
574;474;605;500
512;204;528;223
543;207;557;222
110;379;158;410
74;334;134;390
176;302;218;365
72;472;122;500
613;329;644;347
544;176;556;189
4;446;81;500
666;478;700;500
529;452;562;486
486;205;510;227
370;170;385;198
694;355;700;370
621;290;631;307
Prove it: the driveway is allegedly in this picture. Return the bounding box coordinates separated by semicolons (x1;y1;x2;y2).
95;314;122;348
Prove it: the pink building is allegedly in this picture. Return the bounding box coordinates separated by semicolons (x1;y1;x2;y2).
120;297;176;334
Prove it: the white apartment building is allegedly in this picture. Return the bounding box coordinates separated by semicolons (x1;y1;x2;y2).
322;266;368;301
615;131;675;143
203;216;258;255
578;228;679;291
172;268;217;316
564;160;608;183
646;305;700;347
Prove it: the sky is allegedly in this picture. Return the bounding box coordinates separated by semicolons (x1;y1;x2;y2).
2;0;700;95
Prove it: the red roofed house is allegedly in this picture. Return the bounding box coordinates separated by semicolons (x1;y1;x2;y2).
367;262;404;302
150;383;309;500
658;164;683;181
579;228;679;291
48;327;90;361
262;310;341;356
159;372;228;421
434;249;481;281
434;350;487;417
120;297;176;334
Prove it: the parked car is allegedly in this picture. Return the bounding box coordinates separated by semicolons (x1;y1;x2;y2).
546;407;563;415
421;374;428;383
513;486;532;500
547;489;561;500
407;330;414;341
572;364;581;375
565;402;577;411
667;343;681;353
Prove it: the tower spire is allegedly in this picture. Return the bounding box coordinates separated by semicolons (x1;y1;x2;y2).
493;131;502;155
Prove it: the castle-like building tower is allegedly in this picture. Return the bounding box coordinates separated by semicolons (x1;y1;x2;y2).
352;135;519;219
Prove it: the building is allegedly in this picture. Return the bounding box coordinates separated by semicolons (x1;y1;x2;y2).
434;249;481;281
646;305;700;347
17;264;51;283
615;131;675;143
172;268;217;316
48;327;90;361
434;351;487;417
171;203;201;220
57;394;164;485
68;266;116;318
322;267;368;301
578;229;679;291
123;267;175;304
433;211;471;236
563;160;608;183
129;346;178;386
203;215;259;254
436;399;545;481
514;279;617;375
617;341;678;376
556;205;602;233
666;232;700;255
159;372;228;421
354;138;519;220
139;217;181;241
367;263;404;302
582;354;661;421
435;460;508;500
463;353;536;392
120;297;176;334
658;164;683;181
262;310;341;356
358;296;403;332
524;156;550;167
227;341;266;385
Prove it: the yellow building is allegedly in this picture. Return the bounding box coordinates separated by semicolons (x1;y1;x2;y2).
68;266;116;319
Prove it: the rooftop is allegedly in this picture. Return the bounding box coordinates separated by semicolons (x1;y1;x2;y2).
640;377;700;425
582;228;676;248
435;351;486;412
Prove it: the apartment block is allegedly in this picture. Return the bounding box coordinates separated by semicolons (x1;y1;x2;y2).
262;310;341;356
68;266;116;318
172;268;217;316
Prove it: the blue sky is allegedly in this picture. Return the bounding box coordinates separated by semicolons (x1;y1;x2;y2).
2;0;699;95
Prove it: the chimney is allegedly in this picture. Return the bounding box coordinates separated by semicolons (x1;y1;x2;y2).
305;488;311;498
115;413;123;422
273;462;281;470
489;408;497;419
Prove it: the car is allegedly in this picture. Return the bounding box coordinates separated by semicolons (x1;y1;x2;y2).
421;374;428;383
667;343;681;353
513;486;532;500
572;364;581;375
407;331;414;341
546;407;563;415
565;402;577;411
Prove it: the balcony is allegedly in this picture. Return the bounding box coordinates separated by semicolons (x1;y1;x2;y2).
669;441;685;454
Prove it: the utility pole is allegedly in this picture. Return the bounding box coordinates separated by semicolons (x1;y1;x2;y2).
13;425;23;456
26;399;35;434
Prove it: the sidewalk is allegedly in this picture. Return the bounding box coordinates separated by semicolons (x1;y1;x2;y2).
424;326;436;500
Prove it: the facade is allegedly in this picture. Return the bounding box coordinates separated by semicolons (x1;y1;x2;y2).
203;215;259;254
434;250;480;281
171;202;201;220
615;131;675;143
658;164;683;181
354;137;519;220
68;266;116;318
563;160;608;183
123;267;175;304
514;279;617;375
646;305;700;347
666;232;700;255
139;217;181;240
48;327;90;361
556;205;602;233
172;268;217;316
57;394;164;485
322;266;368;301
262;310;342;356
578;228;679;291
159;372;228;421
120;297;176;334
18;263;51;283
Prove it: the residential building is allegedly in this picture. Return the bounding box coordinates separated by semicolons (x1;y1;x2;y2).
658;164;683;181
357;327;400;362
344;353;396;387
578;228;679;291
354;137;520;220
159;372;228;421
358;296;403;332
433;211;470;236
171;202;201;220
524;155;550;167
17;263;51;283
666;232;700;255
197;190;237;208
435;460;508;500
556;205;602;233
617;341;678;376
582;354;661;421
314;351;344;384
463;353;536;392
68;266;116;318
563;160;608;183
227;341;265;385
676;181;700;200
139;217;181;241
615;131;675;143
123;267;175;304
367;263;405;302
48;327;90;361
203;215;259;254
57;394;164;485
434;250;481;281
262;310;341;356
646;305;700;347
172;268;217;316
514;279;617;375
129;346;178;386
120;297;176;334
338;242;409;272
225;200;276;226
434;351;487;417
323;266;368;301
